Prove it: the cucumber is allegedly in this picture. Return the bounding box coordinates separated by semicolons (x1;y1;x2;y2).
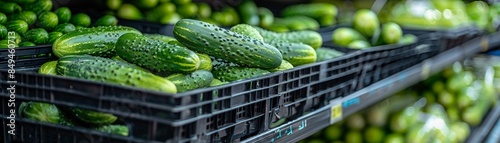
107;0;122;10
24;28;49;45
177;3;198;18
23;0;52;14
196;53;212;71
210;78;228;86
144;34;176;43
159;13;181;24
258;7;274;28
38;61;58;75
111;55;150;72
281;3;337;19
269;60;294;72
165;70;214;92
117;3;143;20
131;0;158;9
0;24;7;39
70;108;117;125
353;9;380;38
115;33;200;74
54;23;76;34
267;39;317;66
0;13;6;24
0;40;16;48
212;59;270;82
57;55;177;93
399;34;417;45
22;102;60;124
254;26;323;49
331;27;366;47
55;7;72;24
274;17;309;31
238;0;259;26
48;31;63;44
10;11;37;25
36;12;59;31
94;15;118;26
6;20;28;35
53;26;142;57
12;31;21;44
230;24;264;41
145;2;176;22
197;3;211;19
316;47;344;62
286;16;320;30
348;40;371;49
95;125;129;136
70;13;91;27
0;2;22;14
19;41;35;47
173;19;283;69
381;22;403;44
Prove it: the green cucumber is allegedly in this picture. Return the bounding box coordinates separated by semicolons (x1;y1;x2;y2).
23;28;49;45
274;18;308;31
132;0;158;9
381;22;403;44
197;3;211;19
0;40;14;48
353;9;380;38
210;78;228;86
10;11;37;25
0;13;6;24
144;34;176;43
55;7;72;24
0;2;22;14
238;0;259;26
95;125;129;136
23;0;52;14
117;3;143;20
177;3;198;18
281;3;337;19
196;53;212;71
53;25;142;57
267;39;317;66
38;61;58;75
258;7;274;28
174;19;283;69
0;24;7;39
107;0;122;10
36;12;59;31
165;70;214;92
111;55;150;72
316;47;344;62
265;24;289;33
159;13;181;24
269;60;294;72
70;13;91;27
57;55;177;93
12;31;21;44
19;41;35;47
48;31;63;44
230;24;264;41
331;27;366;47
115;33;200;74
54;23;76;34
22;102;60;124
6;20;28;35
70;108;117;125
212;59;270;82
285;16;320;30
145;2;175;22
254;26;322;49
348;40;371;49
94;15;118;26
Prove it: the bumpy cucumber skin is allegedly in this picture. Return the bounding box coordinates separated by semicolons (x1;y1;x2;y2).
24;0;52;14
115;33;200;74
210;78;228;86
144;33;177;43
212;59;270;82
230;24;264;41
95;125;129;136
71;108;117;125
174;19;283;69
38;61;58;75
267;39;317;66
22;102;60;124
254;26;323;49
57;55;177;93
196;53;212;71
166;70;214;92
24;28;49;45
53;26;142;58
111;55;150;73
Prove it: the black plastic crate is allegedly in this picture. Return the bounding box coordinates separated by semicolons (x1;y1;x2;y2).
0;45;57;71
402;26;483;50
356;33;442;89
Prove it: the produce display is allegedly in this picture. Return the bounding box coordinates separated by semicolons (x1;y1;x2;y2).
301;59;500;143
0;0;118;48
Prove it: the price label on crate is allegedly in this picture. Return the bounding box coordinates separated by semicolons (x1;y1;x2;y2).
481;36;489;52
330;98;343;124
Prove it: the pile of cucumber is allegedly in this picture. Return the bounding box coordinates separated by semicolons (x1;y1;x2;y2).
38;19;344;94
330;9;417;50
0;0;118;48
302;60;500;143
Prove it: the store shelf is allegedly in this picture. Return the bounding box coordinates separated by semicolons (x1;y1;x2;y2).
241;32;500;143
